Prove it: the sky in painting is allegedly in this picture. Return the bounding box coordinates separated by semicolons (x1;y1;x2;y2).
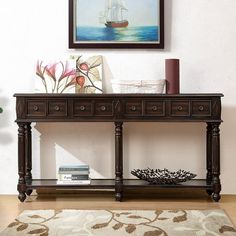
76;0;159;27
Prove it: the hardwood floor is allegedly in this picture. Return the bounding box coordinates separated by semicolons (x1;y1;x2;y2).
0;190;236;231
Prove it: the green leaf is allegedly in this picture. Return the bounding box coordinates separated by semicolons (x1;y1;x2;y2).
85;87;96;94
88;68;101;82
87;56;102;68
76;86;86;93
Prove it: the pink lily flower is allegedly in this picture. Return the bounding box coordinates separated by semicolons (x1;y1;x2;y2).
45;63;57;81
59;61;76;82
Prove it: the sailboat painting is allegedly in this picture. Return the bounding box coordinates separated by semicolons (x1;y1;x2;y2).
69;0;164;48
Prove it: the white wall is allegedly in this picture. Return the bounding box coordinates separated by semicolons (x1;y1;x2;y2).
0;0;236;194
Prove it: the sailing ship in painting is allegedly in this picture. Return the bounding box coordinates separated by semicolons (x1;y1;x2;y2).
100;0;128;28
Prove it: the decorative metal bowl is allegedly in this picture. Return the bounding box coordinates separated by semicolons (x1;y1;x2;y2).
131;168;197;184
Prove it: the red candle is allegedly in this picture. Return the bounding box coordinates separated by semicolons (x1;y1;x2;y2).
165;59;180;94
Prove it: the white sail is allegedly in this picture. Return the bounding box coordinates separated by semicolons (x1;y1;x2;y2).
99;0;128;24
118;0;127;10
106;0;113;21
110;0;128;21
105;0;112;9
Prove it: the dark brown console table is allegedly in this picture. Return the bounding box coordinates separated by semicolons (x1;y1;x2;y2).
14;93;223;202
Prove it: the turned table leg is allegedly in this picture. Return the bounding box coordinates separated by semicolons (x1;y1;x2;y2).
211;122;221;202
25;123;33;196
115;122;123;201
206;123;213;196
17;122;27;202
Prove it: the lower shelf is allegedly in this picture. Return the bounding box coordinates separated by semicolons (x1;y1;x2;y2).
26;179;212;190
26;179;114;189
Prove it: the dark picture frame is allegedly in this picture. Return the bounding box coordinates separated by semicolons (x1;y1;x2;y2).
69;0;164;49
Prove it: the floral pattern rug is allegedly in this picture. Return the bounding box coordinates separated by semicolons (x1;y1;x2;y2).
1;209;236;236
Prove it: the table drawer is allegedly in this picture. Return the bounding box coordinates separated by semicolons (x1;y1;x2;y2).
124;101;142;116
73;100;93;116
94;100;113;116
144;101;165;116
171;101;190;116
27;100;46;117
192;101;211;116
48;101;67;117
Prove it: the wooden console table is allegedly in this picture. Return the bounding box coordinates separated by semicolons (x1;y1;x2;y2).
14;93;223;202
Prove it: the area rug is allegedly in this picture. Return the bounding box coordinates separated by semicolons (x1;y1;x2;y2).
1;209;236;236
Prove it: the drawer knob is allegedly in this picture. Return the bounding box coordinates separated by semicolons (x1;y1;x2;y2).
152;106;158;111
54;105;60;111
131;105;136;111
101;106;106;111
198;105;204;111
80;105;85;111
177;106;183;111
33;105;39;111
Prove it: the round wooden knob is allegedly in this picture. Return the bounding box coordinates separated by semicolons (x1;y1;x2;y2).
177;106;183;111
152;106;157;111
101;106;106;111
54;105;60;111
33;105;39;111
198;105;204;111
131;106;136;111
80;105;85;111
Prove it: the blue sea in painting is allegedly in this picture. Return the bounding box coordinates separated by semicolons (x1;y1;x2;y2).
76;26;158;42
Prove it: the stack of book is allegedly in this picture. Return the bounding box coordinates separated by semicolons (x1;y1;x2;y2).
57;164;90;185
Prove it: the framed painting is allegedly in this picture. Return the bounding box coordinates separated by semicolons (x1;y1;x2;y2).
69;0;164;49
